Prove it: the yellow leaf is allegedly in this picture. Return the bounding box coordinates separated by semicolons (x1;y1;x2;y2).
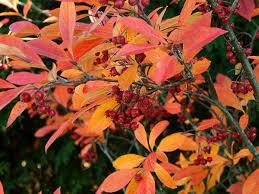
113;154;145;170
134;123;150;151
154;163;177;189
191;58;211;75
178;135;198;151
118;62;138;90
125;178;138;194
239;113;249;130
157;133;185;152
61;69;84;79
235;63;242;75
87;98;118;135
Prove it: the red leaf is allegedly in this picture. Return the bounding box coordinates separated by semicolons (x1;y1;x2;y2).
96;169;139;194
6;72;47;85
9;21;40;37
238;0;255;21
0;35;43;65
178;0;199;25
53;187;61;194
163;102;182;115
0;181;4;194
0;86;26;111
197;118;219;131
0;78;16;89
227;182;243;194
6;101;27;128
119;17;165;43
59;1;76;52
34;124;59;138
143;152;157;172
173;165;204;180
54;86;70;108
152;55;183;85
28;38;68;61
116;44;160;56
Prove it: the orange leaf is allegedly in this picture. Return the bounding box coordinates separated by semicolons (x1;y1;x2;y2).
155;151;169;163
173;165;204;181
118;62;138;90
0;181;4;194
0;35;43;65
134;123;150;151
23;0;32;18
119;17;165;43
214;84;243;111
34;124;59;138
239;114;249;130
178;0;199;26
242;169;259;194
137;172;155;194
155;163;177;189
112;154;145;170
178;135;198;151
233;149;253;165
59;1;76;52
182;27;227;62
61;69;84;79
143;152;156;172
149;120;169;150
159;162;180;174
6;101;27;128
254;64;259;82
163;102;182;115
28;38;68;61
197;118;219;131
152;55;183;85
216;73;232;88
238;0;255;21
125;178;138;194
9;21;40;37
0;86;26;111
54;86;70;108
6;72;47;86
87;98;118;135
227;182;243;194
0;78;16;89
116;44;160;56
97;169;140;194
191;58;211;75
157;133;185;152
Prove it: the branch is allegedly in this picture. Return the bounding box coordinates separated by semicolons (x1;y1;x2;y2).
189;91;259;163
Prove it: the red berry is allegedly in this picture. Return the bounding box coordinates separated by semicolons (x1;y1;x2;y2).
114;0;124;8
135;53;146;63
20;92;31;103
95;52;100;56
112;85;121;94
250;127;256;133
246;84;253;92
230;57;237;64
37;105;48;113
98;0;108;5
129;0;138;6
222;17;230;24
31;103;37;110
110;67;119;76
197;154;203;160
250;133;256;140
48;109;56;117
226;51;233;58
232;132;238;138
206;157;213;162
237;84;246;94
244;48;251;56
194;159;200;166
231;83;238;91
67;88;74;94
131;122;139;130
203;146;211;154
226;7;232;14
141;0;150;6
200;158;207;165
112;37;118;44
218;1;225;6
215;6;223;13
117;36;126;45
227;45;232;51
34;90;44;101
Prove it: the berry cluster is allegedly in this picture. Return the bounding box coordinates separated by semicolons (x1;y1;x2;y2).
105;86;168;130
94;50;109;65
98;0;150;8
109;66;127;76
111;36;126;45
194;154;213;166
232;127;256;143
207;125;229;143
214;1;239;25
231;82;253;95
197;4;209;13
20;91;56;117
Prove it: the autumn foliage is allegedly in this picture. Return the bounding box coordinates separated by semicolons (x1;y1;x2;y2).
0;0;259;193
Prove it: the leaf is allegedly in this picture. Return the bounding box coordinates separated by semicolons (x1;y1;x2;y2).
125;179;138;194
59;1;76;52
9;21;40;37
178;0;199;25
61;69;84;79
34;124;59;138
23;0;32;18
197;118;219;131
53;187;61;194
178;135;198;151
113;154;145;170
149;120;169;150
0;181;4;194
233;149;253;165
6;101;27;128
0;86;26;111
0;0;18;11
8;60;47;70
254;64;259;82
118;62;138;90
173;165;204;181
134;123;150;151
227;182;243;194
0;35;43;65
45;107;88;152
154;163;177;189
0;43;25;57
54;86;70;108
0;78;16;89
163;102;182;115
28;38;68;61
214;84;243;111
137;172;155;194
242;169;259;194
116;44;160;56
152;55;184;85
191;58;211;75
239;114;249;130
238;0;255;21
6;72;47;85
87;98;118;135
96;169;140;194
216;73;232;88
182;27;227;62
143;152;156;172
157;133;185;152
119;17;165;43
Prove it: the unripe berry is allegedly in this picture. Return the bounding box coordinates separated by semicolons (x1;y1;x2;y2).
20;92;32;103
129;0;138;6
